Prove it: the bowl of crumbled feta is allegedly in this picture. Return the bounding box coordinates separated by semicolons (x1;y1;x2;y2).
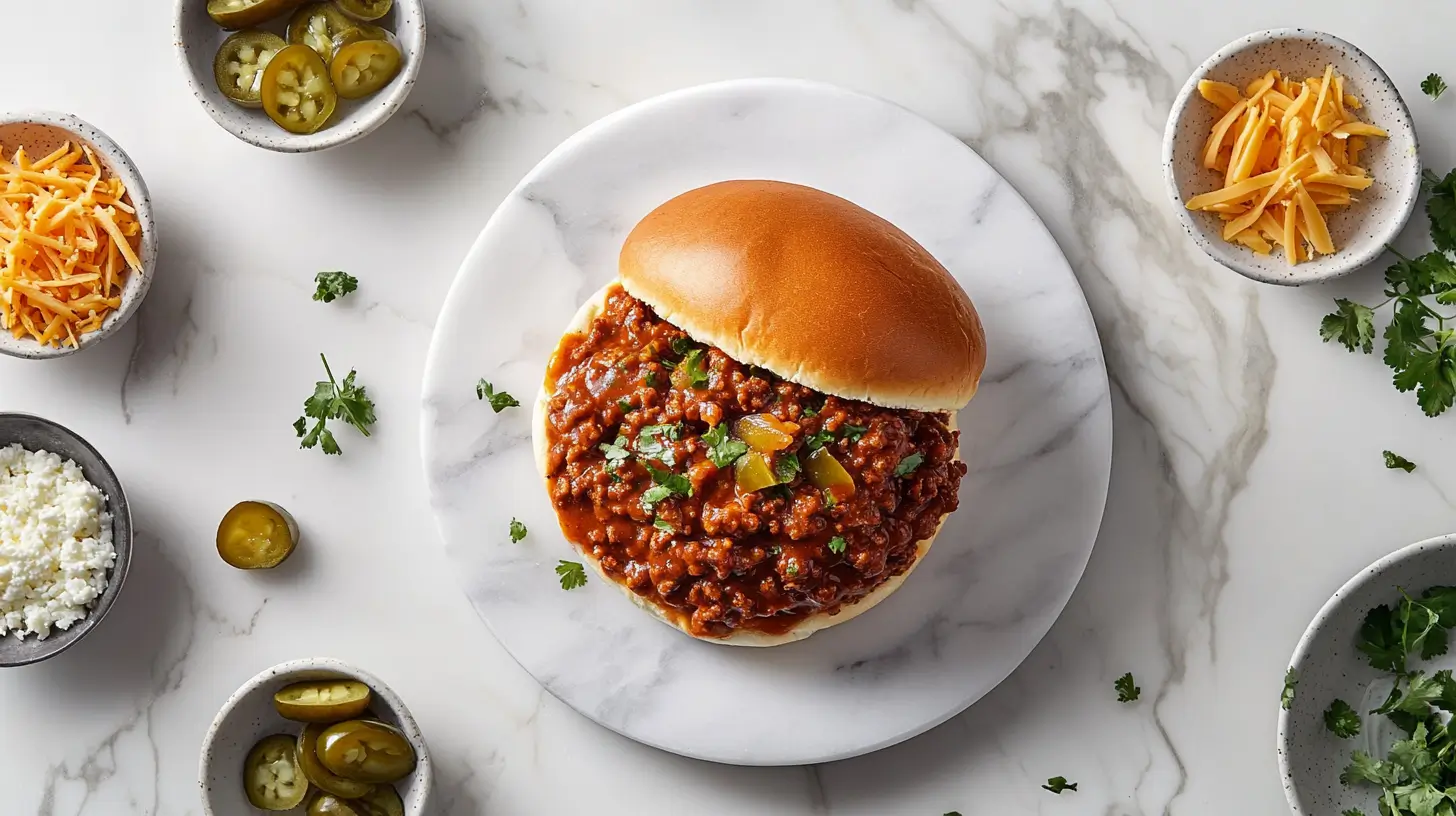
0;413;131;666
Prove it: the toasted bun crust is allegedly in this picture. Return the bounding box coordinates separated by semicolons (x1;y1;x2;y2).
534;283;954;647
618;180;986;412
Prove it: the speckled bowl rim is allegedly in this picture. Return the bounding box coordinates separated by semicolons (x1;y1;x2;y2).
0;412;133;667
171;0;427;153
1276;531;1456;814
198;657;433;814
1161;28;1420;286
0;111;158;360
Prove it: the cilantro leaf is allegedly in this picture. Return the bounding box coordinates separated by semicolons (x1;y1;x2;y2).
827;535;847;555
1360;604;1405;672
652;517;674;533
599;435;631;473
805;429;836;451
555;560;587;590
1041;777;1077;794
636;424;683;466
617;398;632;413
1321;299;1376;353
476;380;520;413
775;452;801;484
509;518;527;543
1281;667;1298;710
842;424;868;442
1424;73;1449;100
312;270;358;303
895;452;924;477
1399;598;1446;664
1421;586;1456;629
640;463;692;510
296;354;375;455
1342;750;1402;787
1115;672;1140;703
703;423;749;469
678;349;709;389
1324;699;1361;738
1428;169;1456;253
669;337;694;356
1385;451;1418;472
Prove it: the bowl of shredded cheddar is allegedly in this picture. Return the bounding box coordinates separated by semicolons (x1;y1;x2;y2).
1163;30;1419;285
0;111;156;359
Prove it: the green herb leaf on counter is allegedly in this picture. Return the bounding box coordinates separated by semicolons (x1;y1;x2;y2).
476;380;520;413
1424;74;1449;100
509;518;527;543
636;423;683;466
1042;777;1077;794
296;354;375;455
1320;299;1375;353
1385;451;1418;472
555;560;587;590
312;270;358;303
1115;672;1140;703
1282;668;1298;710
894;452;924;477
653;518;674;533
775;452;801;483
827;535;847;555
703;423;749;469
1324;699;1362;738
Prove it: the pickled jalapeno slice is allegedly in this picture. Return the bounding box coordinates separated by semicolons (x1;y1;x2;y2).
260;44;339;134
213;30;288;108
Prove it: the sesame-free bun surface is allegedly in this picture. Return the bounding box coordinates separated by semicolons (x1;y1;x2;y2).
618;180;986;412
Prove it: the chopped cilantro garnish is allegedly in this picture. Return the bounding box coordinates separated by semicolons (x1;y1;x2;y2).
476;379;520;413
894;452;924;477
703;423;749;468
775;452;801;483
508;518;527;543
827;535;846;554
636;423;683;466
653;517;674;533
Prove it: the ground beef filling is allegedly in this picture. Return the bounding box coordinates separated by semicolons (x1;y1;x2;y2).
543;287;966;638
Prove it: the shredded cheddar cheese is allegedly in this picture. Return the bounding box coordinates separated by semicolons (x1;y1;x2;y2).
1187;67;1387;266
0;142;143;347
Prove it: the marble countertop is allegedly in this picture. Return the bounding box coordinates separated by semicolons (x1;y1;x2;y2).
4;1;1456;813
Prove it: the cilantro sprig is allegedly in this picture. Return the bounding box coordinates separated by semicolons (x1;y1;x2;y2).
703;423;748;469
1042;777;1077;794
1115;672;1140;703
1385;451;1418;473
509;518;527;543
313;271;358;303
1321;169;1456;416
1335;586;1456;815
294;354;376;455
555;560;587;590
476;380;520;413
1424;73;1448;101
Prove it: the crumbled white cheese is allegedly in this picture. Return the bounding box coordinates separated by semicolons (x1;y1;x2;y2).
0;442;115;640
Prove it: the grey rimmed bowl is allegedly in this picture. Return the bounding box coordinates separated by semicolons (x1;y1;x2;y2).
1163;29;1420;285
200;657;433;814
174;0;426;152
0;413;132;667
0;111;158;359
1279;532;1456;814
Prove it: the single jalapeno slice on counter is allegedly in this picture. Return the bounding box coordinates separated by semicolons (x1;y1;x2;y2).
217;501;297;569
261;44;339;134
359;785;405;816
329;38;402;99
274;679;372;722
307;792;374;816
213;30;288;108
298;722;374;798
207;0;302;29
243;734;310;810
335;0;392;21
318;719;417;784
288;2;355;62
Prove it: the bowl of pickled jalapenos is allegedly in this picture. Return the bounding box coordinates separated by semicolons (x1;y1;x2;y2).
174;0;424;151
200;658;431;814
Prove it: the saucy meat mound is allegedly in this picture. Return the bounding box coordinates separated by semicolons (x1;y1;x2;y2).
543;286;966;638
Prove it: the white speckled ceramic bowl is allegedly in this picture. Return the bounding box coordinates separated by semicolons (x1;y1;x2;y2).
0;111;157;360
200;658;432;814
173;0;425;152
1279;532;1456;814
1163;29;1419;286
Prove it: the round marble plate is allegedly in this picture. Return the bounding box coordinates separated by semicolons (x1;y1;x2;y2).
421;79;1113;765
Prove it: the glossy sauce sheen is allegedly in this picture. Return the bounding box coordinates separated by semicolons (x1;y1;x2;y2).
543;287;966;638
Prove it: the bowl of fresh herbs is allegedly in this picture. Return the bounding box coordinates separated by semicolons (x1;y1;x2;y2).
1279;532;1456;815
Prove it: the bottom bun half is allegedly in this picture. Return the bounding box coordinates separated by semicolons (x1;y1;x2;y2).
532;281;954;647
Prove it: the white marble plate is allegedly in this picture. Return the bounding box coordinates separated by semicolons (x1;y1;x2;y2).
421;79;1112;765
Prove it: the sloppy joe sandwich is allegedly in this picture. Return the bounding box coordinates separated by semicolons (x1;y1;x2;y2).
533;180;986;646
